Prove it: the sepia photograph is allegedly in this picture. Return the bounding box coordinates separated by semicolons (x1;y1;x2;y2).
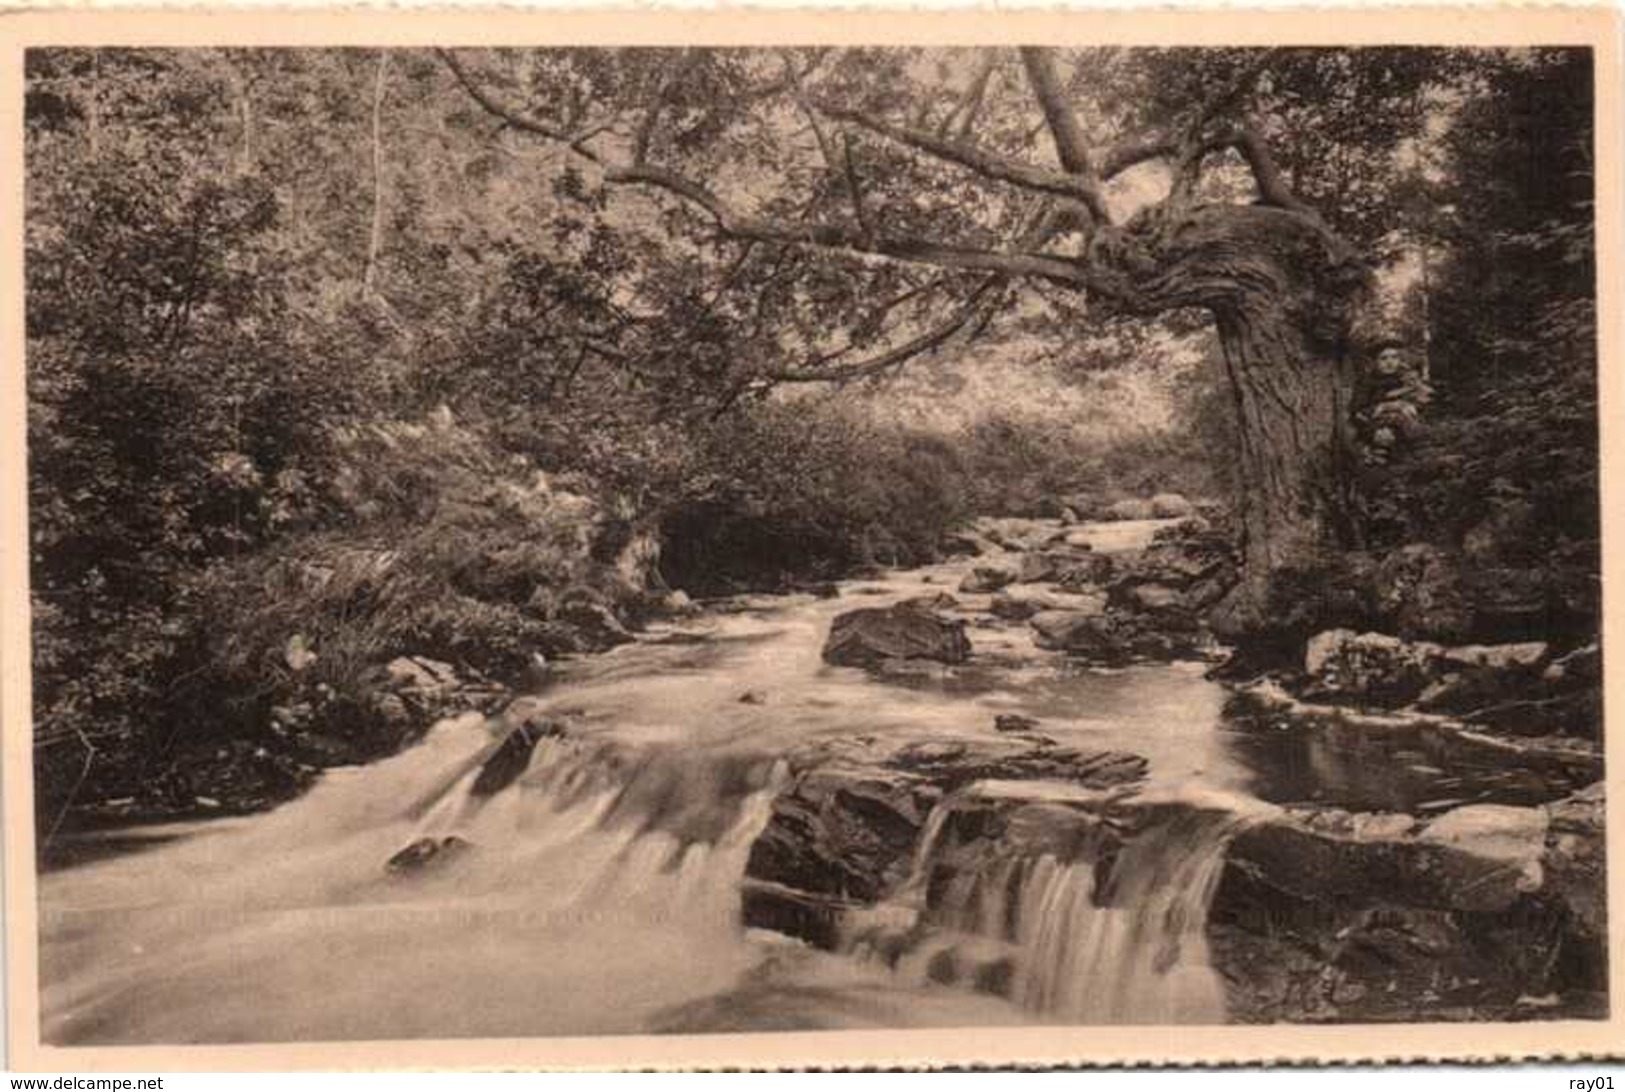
2;6;1620;1071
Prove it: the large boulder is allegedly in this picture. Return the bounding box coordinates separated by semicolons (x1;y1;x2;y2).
823;605;971;668
1030;609;1202;665
1016;549;1114;588
1210;790;1606;1022
1109;529;1239;618
742;734;1148;946
1414;641;1553;715
1302;629;1443;706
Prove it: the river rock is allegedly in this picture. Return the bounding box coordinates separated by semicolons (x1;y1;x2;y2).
823;605;971;668
1210;791;1609;1023
1154;514;1213;539
386;834;474;875
941;530;986;557
959;565;1019;594
1107;531;1238;624
558;600;636;650
1542;643;1600;691
469;715;564;797
1118;532;1236;585
897;591;959;613
1150;492;1195;518
1440;641;1550;672
993;713;1042;733
1030;610;1110;652
1414;641;1554;715
1102;498;1157;521
1418;803;1547;873
991;586;1107;622
1121;583;1186;615
742;734;1148;945
1459;688;1603;739
1030;609;1201;665
1059;493;1099;521
972;518;1063;553
1302;629;1444;706
1017;549;1113;588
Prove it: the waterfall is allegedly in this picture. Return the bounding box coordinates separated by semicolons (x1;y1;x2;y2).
847;786;1267;1025
1009;809;1238;1024
40;713;793;1044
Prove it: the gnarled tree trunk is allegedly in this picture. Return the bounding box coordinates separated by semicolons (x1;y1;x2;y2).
1116;203;1373;638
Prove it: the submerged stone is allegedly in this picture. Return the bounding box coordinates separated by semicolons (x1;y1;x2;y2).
385;834;474;875
994;714;1042;734
469;716;563;797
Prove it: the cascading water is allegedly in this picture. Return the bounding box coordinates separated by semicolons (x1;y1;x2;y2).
1007;805;1245;1024
41;714;792;1044
42;515;1503;1043
842;786;1271;1025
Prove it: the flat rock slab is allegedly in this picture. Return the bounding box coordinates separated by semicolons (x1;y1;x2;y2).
743;733;1148;935
1212;784;1606;1022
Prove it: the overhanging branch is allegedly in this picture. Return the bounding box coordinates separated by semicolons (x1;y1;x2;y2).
763;276;1005;383
816;100;1107;213
439;49;1093;289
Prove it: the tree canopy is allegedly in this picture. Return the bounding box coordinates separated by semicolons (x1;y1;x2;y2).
24;44;1597;825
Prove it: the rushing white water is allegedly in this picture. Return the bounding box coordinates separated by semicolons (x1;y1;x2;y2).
37;517;1304;1043
1007;806;1244;1023
839;783;1271;1025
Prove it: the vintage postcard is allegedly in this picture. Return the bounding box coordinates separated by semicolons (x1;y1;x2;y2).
2;4;1621;1072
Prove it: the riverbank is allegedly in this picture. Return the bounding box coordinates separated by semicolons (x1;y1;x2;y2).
38;513;1606;1037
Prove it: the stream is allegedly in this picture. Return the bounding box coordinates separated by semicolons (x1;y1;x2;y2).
37;518;1582;1043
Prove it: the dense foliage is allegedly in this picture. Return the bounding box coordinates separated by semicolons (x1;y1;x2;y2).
25;45;1597;830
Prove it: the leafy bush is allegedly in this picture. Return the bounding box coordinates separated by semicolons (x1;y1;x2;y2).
658;400;972;594
185;413;638;730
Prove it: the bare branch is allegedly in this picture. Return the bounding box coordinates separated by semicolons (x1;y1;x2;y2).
603;163;1090;284
439;50;1100;290
763;276;1005;383
439;48;614;163
1099;133;1182;180
1229;121;1317;216
937;54;997;139
816;100;1107;212
1018;48;1098;181
841;132;875;243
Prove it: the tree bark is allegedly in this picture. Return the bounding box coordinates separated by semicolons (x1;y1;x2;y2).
1109;202;1372;637
1211;297;1362;634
